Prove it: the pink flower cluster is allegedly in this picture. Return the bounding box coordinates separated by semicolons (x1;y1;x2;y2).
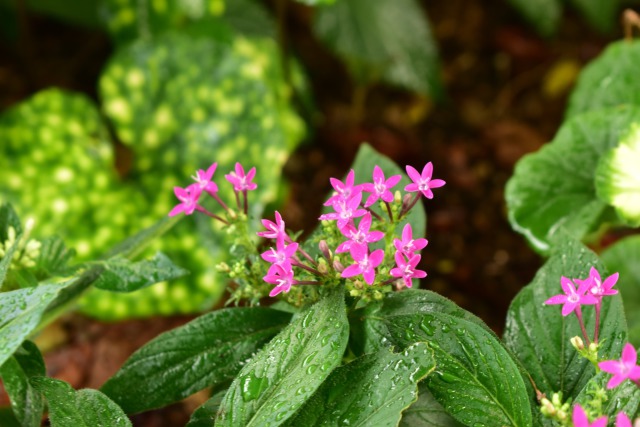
572;404;634;427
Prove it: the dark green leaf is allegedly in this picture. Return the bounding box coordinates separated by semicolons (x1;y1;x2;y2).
0;341;45;427
595;124;640;227
567;41;640;117
379;313;532;426
101;217;179;261
503;238;627;399
504;0;562;36
101;307;292;414
601;235;640;347
399;383;465;427
0;407;20;427
0;203;22;239
33;236;76;278
216;288;349;426
284;342;434;426
186;390;226;427
222;0;276;38
506;106;640;253
0;284;63;367
568;0;621;33
314;0;442;98
93;252;188;293
31;377;131;427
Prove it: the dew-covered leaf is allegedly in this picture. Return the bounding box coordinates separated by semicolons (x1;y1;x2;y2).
284;342;435;427
574;367;640;420
595;124;640;227
567;41;640;117
504;238;627;399
31;377;131;427
399;383;465;427
0;341;45;427
101;307;291;414
216;288;349;426
506;106;640;253
601;235;640;348
314;0;442;98
93;252;188;293
504;0;562;36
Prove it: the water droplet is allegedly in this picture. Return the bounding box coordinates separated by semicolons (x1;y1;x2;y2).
240;372;269;402
419;319;435;336
438;372;458;384
441;324;450;333
306;364;318;374
303;351;317;367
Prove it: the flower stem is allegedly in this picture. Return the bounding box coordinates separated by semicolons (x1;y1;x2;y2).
594;302;601;344
211;193;229;213
242;190;248;215
292;258;323;276
195;206;230;225
574;306;591;347
384;201;393;221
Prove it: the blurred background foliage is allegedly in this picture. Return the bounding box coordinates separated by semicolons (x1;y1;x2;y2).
1;0;639;321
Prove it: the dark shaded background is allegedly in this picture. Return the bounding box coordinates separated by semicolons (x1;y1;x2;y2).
0;0;623;424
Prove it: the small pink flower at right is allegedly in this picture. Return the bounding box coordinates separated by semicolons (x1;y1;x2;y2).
598;343;640;389
405;162;446;199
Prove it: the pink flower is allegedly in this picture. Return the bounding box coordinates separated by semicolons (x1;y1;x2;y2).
599;343;640;389
261;238;299;275
319;192;367;230
192;162;219;196
394;223;428;256
578;267;619;299
225;163;257;192
544;276;598;316
335;213;384;253
616;412;633;427
341;246;384;285
390;252;427;288
572;404;607;427
323;170;362;206
264;264;295;297
404;162;446;199
169;184;202;216
257;211;288;241
361;166;401;207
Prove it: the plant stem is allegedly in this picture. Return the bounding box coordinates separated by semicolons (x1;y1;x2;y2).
574;307;591;347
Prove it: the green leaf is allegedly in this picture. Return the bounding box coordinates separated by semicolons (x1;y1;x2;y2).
222;0;276;38
506;106;640;253
379;313;532;426
0;284;63;367
284;342;435;426
186;390;225;427
0;203;22;238
93;252;188;293
504;0;562;36
31;378;131;427
0;341;45;427
601;235;640;348
101;307;292;414
216;288;350;426
314;0;442;98
575;368;640;420
33;236;76;278
568;0;620;33
567;41;640;117
0;232;21;292
595;124;640;227
0;407;20;427
399;383;465;427
503;238;627;399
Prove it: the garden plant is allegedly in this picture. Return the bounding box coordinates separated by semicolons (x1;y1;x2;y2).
2;1;640;426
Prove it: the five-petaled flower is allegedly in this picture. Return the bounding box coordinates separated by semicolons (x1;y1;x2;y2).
572;404;607;427
598;343;640;389
405;162;446;199
394;223;428;256
192;162;219;196
257;211;289;242
390;252;426;288
544;276;598;316
263;264;296;297
323;170;362;207
336;213;384;253
362;165;401;207
225;162;258;192
577;267;619;299
319;192;367;230
341;246;385;285
261;238;299;276
616;412;633;427
169;184;202;217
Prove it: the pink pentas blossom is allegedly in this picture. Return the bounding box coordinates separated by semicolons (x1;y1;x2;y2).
261;238;299;276
225;163;257;192
544;276;598;316
192;162;219;196
572;404;607;427
405;162;446;199
394;223;428;256
257;211;288;242
263;264;295;297
390;252;427;288
361;165;401;207
616;412;633;427
324;170;362;206
169;184;203;217
598;343;640;389
341;246;384;285
335;213;384;253
319;192;367;230
576;267;619;299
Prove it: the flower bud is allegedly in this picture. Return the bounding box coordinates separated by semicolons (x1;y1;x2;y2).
588;342;598;353
402;193;413;211
317;258;329;274
551;392;562;407
319;240;332;261
570;336;584;351
333;259;344;273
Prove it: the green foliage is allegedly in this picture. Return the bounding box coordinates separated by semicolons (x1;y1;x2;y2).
567;41;640;117
601;235;640;347
574;369;640;420
215;288;349;426
284;342;434;427
31;377;132;427
0;341;45;427
505;106;640;253
314;0;442;98
399;383;465;427
101;307;292;414
503;238;628;399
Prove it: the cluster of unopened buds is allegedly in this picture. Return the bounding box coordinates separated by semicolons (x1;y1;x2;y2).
0;219;41;270
544;268;640;426
169;161;445;300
